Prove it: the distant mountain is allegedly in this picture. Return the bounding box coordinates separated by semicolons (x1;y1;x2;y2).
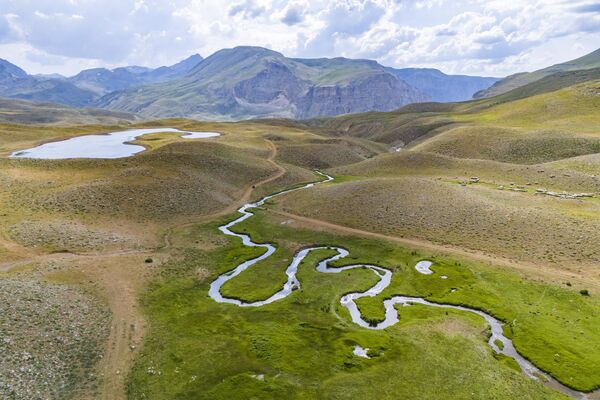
474;47;600;98
0;54;204;107
388;68;499;102
69;67;150;96
34;73;66;81
9;79;99;107
0;59;28;82
144;54;203;82
0;49;499;120
0;96;136;125
68;55;203;96
0;59;97;107
97;46;430;120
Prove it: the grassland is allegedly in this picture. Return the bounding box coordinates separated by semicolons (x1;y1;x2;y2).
0;117;374;399
277;175;600;272
1;71;600;399
0;97;136;125
124;202;599;398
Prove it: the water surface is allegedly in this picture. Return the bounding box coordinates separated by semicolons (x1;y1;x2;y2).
10;128;220;159
208;172;595;399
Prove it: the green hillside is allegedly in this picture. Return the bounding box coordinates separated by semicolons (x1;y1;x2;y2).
2;49;600;400
0;97;137;125
474;47;600;98
308;69;600;165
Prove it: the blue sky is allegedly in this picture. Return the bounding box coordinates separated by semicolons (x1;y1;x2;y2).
0;0;599;77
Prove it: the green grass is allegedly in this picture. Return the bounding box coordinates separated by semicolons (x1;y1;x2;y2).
127;204;599;398
208;210;600;392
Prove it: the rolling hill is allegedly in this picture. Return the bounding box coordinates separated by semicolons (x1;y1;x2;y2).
0;97;137;125
474;47;600;98
3;50;600;400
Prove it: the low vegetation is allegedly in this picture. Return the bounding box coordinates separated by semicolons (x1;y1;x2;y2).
125;205;600;398
1;64;600;400
0;274;110;399
277;176;600;269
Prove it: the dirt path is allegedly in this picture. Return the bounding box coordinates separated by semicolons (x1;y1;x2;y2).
270;210;600;290
0;249;144;272
1;138;289;400
93;139;286;399
77;252;154;400
163;139;286;248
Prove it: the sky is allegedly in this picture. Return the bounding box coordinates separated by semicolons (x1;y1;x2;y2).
0;0;599;77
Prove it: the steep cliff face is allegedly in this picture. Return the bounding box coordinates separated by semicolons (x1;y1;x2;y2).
297;73;428;118
234;61;309;106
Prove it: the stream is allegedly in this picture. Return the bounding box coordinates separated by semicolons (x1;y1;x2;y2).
208;171;595;399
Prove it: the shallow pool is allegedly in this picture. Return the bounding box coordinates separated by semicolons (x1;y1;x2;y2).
10;128;220;159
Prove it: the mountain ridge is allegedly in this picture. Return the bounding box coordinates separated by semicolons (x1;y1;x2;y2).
96;46;434;120
0;54;205;107
0;47;501;120
474;48;600;98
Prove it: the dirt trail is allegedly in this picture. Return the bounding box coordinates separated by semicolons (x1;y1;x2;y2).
270;210;600;290
163;139;286;248
76;139;287;399
0;249;144;272
78;253;152;400
1;138;289;400
92;139;286;399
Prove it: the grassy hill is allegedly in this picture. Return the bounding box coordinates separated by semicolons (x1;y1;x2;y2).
0;97;137;125
306;69;600;164
2;56;600;399
474;47;600;98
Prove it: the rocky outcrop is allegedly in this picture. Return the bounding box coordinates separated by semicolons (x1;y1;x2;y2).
96;46;434;120
296;73;428;118
234;61;309;105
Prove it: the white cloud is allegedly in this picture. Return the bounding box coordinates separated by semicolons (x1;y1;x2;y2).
0;0;597;77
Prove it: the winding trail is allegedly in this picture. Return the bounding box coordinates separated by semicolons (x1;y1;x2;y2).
0;138;287;400
208;172;598;400
162;139;285;248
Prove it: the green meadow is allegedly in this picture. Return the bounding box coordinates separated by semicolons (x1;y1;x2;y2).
126;192;599;398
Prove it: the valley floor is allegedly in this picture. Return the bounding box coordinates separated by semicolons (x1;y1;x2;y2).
1;85;600;400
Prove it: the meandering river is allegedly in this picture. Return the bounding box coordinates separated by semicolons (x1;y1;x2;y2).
10;128;220;159
208;171;592;399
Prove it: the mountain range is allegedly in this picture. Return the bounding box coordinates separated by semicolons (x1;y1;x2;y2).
97;47;499;120
0;47;498;120
0;54;203;107
2;46;600;121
